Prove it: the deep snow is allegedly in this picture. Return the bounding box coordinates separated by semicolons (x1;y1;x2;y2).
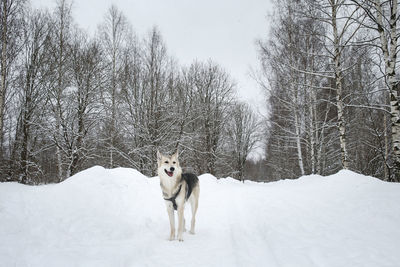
1;167;400;267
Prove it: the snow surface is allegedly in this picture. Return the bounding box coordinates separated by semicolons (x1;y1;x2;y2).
1;167;400;267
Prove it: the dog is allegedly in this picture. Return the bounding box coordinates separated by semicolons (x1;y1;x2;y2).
157;150;200;241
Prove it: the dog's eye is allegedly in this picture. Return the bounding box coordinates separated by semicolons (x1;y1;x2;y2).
164;161;169;164
172;161;176;164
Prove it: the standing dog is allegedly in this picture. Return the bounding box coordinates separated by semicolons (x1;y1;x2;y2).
157;150;200;241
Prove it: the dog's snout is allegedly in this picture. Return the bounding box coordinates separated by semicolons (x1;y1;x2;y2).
170;167;175;172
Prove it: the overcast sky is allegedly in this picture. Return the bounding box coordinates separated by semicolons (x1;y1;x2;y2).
32;0;273;115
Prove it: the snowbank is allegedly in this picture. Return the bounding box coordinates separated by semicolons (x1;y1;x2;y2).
1;167;400;267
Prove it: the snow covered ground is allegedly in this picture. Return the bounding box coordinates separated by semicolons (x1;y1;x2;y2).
1;167;400;267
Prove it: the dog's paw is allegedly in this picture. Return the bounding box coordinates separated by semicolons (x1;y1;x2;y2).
178;234;184;242
189;230;195;235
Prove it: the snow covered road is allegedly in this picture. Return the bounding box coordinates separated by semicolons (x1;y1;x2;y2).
1;167;400;267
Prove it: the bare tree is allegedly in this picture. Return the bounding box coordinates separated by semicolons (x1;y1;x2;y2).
46;0;73;181
119;32;146;171
98;5;129;168
226;102;260;181
13;8;52;183
258;0;375;179
351;0;400;181
315;0;365;169
141;27;176;175
0;0;251;183
258;0;323;177
190;61;235;175
0;0;25;159
65;31;104;177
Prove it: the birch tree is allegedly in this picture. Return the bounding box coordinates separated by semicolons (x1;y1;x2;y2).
351;0;400;181
316;0;365;169
259;0;320;177
258;0;368;178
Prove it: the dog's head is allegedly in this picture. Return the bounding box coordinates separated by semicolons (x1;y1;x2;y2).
157;150;182;179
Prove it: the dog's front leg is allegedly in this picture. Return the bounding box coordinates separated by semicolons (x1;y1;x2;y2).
177;206;184;241
167;205;175;241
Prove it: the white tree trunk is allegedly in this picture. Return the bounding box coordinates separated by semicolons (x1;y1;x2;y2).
294;111;305;176
384;113;389;180
332;1;349;169
293;75;305;175
309;90;316;174
374;0;399;180
56;108;63;181
308;53;316;174
0;0;8;152
56;2;65;182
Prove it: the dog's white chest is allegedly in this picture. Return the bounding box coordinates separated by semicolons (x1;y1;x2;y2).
160;176;178;197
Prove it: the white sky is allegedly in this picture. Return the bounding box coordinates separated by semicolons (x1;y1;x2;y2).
32;0;273;116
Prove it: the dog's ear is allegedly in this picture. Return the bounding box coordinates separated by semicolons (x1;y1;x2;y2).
172;149;179;159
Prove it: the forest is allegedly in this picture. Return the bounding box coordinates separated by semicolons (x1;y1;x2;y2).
0;0;260;184
256;0;400;182
1;0;399;183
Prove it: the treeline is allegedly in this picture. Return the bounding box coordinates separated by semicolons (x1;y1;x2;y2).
0;0;260;184
257;0;399;182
